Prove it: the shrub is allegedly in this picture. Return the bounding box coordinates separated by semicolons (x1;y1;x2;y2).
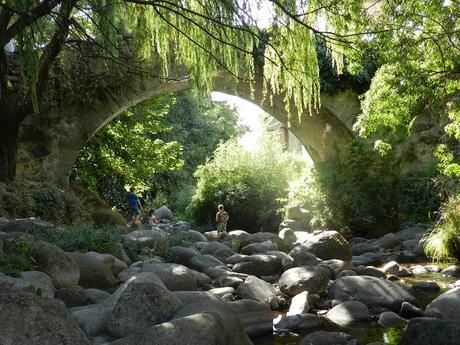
37;224;121;254
189;135;309;232
0;179;91;225
424;194;460;262
0;236;36;277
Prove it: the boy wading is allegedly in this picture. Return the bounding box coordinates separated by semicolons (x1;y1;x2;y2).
216;204;229;238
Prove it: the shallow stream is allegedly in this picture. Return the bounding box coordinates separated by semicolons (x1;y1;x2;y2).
253;265;456;345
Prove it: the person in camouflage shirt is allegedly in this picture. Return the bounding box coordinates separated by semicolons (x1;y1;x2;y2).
215;204;229;238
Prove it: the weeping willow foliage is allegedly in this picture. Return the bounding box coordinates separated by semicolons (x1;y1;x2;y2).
3;0;366;115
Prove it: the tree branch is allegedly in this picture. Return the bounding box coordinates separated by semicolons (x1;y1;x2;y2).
0;0;62;47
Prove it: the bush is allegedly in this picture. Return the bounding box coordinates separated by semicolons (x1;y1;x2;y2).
0;179;91;225
0;236;36;277
37;224;121;254
285;139;440;237
424;194;460;262
189;135;309;232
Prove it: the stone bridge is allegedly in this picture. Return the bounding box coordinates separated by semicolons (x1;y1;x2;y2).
15;48;360;185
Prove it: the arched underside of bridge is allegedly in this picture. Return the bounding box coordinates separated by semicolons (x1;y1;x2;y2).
15;67;359;185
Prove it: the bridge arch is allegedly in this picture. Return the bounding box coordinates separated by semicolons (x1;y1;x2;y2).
15;59;359;185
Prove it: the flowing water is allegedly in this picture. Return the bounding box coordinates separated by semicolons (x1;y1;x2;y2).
253;265;456;345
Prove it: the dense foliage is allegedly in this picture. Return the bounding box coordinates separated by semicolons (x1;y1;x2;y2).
71;94;183;209
38;224;122;254
189;134;309;232
285;140;441;237
0;179;91;225
149;92;245;214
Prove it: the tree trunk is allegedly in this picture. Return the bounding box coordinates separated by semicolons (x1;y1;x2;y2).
0;116;19;182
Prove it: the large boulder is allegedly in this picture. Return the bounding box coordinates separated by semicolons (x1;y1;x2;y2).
86;251;128;275
106;273;183;338
70;302;114;336
329;276;419;311
326;301;371;326
236;275;277;304
32;240;80;288
232;254;282;277
142;262;209;291
168;246;200;266
154;206;173;220
425;287;460;320
289;246;322;267
227;230;251;241
69;252;117;289
112;301;253;345
287;291;310;316
375;233;401;249
279;266;331;296
0;217;55;235
300;331;357;345
55;286;88;307
275;314;324;332
200;241;230;255
0;291;90;345
19;271;55;298
189;254;225;272
400;317;460;345
299;230;352;261
122;229;167;250
278;228;297;244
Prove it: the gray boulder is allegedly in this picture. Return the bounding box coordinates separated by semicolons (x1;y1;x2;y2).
326;301;371;326
142;262;207;291
186;230;208;242
232;254;282;277
375;233;401;249
300;231;352;261
32;240;80;288
85;288;112;304
287;291;310;316
106;273;183;338
378;311;408;328
227;230;251;241
381;261;412;277
19;271;55;298
0;291;90;345
275;314;324;332
55;286;88;307
200;241;230;255
351;242;379;255
240;242;269;255
70;302;113;336
279;266;331;296
154;206;173;220
425;287;460;320
189;254;225;272
279;228;297;244
0;218;55;235
168;246;200;266
226;299;272;337
400;317;460;345
289;246;322;267
236;275;277;304
69;252;117;289
122;229;167;250
329;276;419;311
300;331;358;345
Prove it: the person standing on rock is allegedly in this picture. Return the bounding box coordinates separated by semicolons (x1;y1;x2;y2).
128;187;142;227
216;204;229;239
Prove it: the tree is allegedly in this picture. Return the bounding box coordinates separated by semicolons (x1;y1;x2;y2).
0;0;368;182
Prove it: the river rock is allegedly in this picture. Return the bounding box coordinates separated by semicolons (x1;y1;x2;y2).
32;240;80;288
189;254;225;272
233;254;282;277
351;242;379;256
0;291;90;345
55;286;87;307
240;232;280;247
289;246;322;267
0;217;55;235
410;281;440;293
236;275;277;304
226;253;247;264
227;230;251;241
381;261;412;277
279;228;297;244
400;317;460;345
329;276;419;311
267;250;294;271
425;287;460;320
300;331;358;345
226;299;273;337
69;252;117;289
200;241;230;255
275;314;324;332
19;271;55;298
441;265;460;278
123;229;167;250
326;301;371;326
375;233;401;249
168;246;200;266
106;273;183;338
186;230;207;242
352;265;386;278
214;275;244;288
85;288;112;304
287;291;310;316
173;291;221;306
400;301;425;317
378;311;408;328
70;302;113;336
142;262;208;291
300;230;352;261
240;242;269;255
154;206;173;220
279;266;331;296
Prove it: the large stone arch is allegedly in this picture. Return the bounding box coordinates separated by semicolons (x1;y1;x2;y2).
15;49;359;185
